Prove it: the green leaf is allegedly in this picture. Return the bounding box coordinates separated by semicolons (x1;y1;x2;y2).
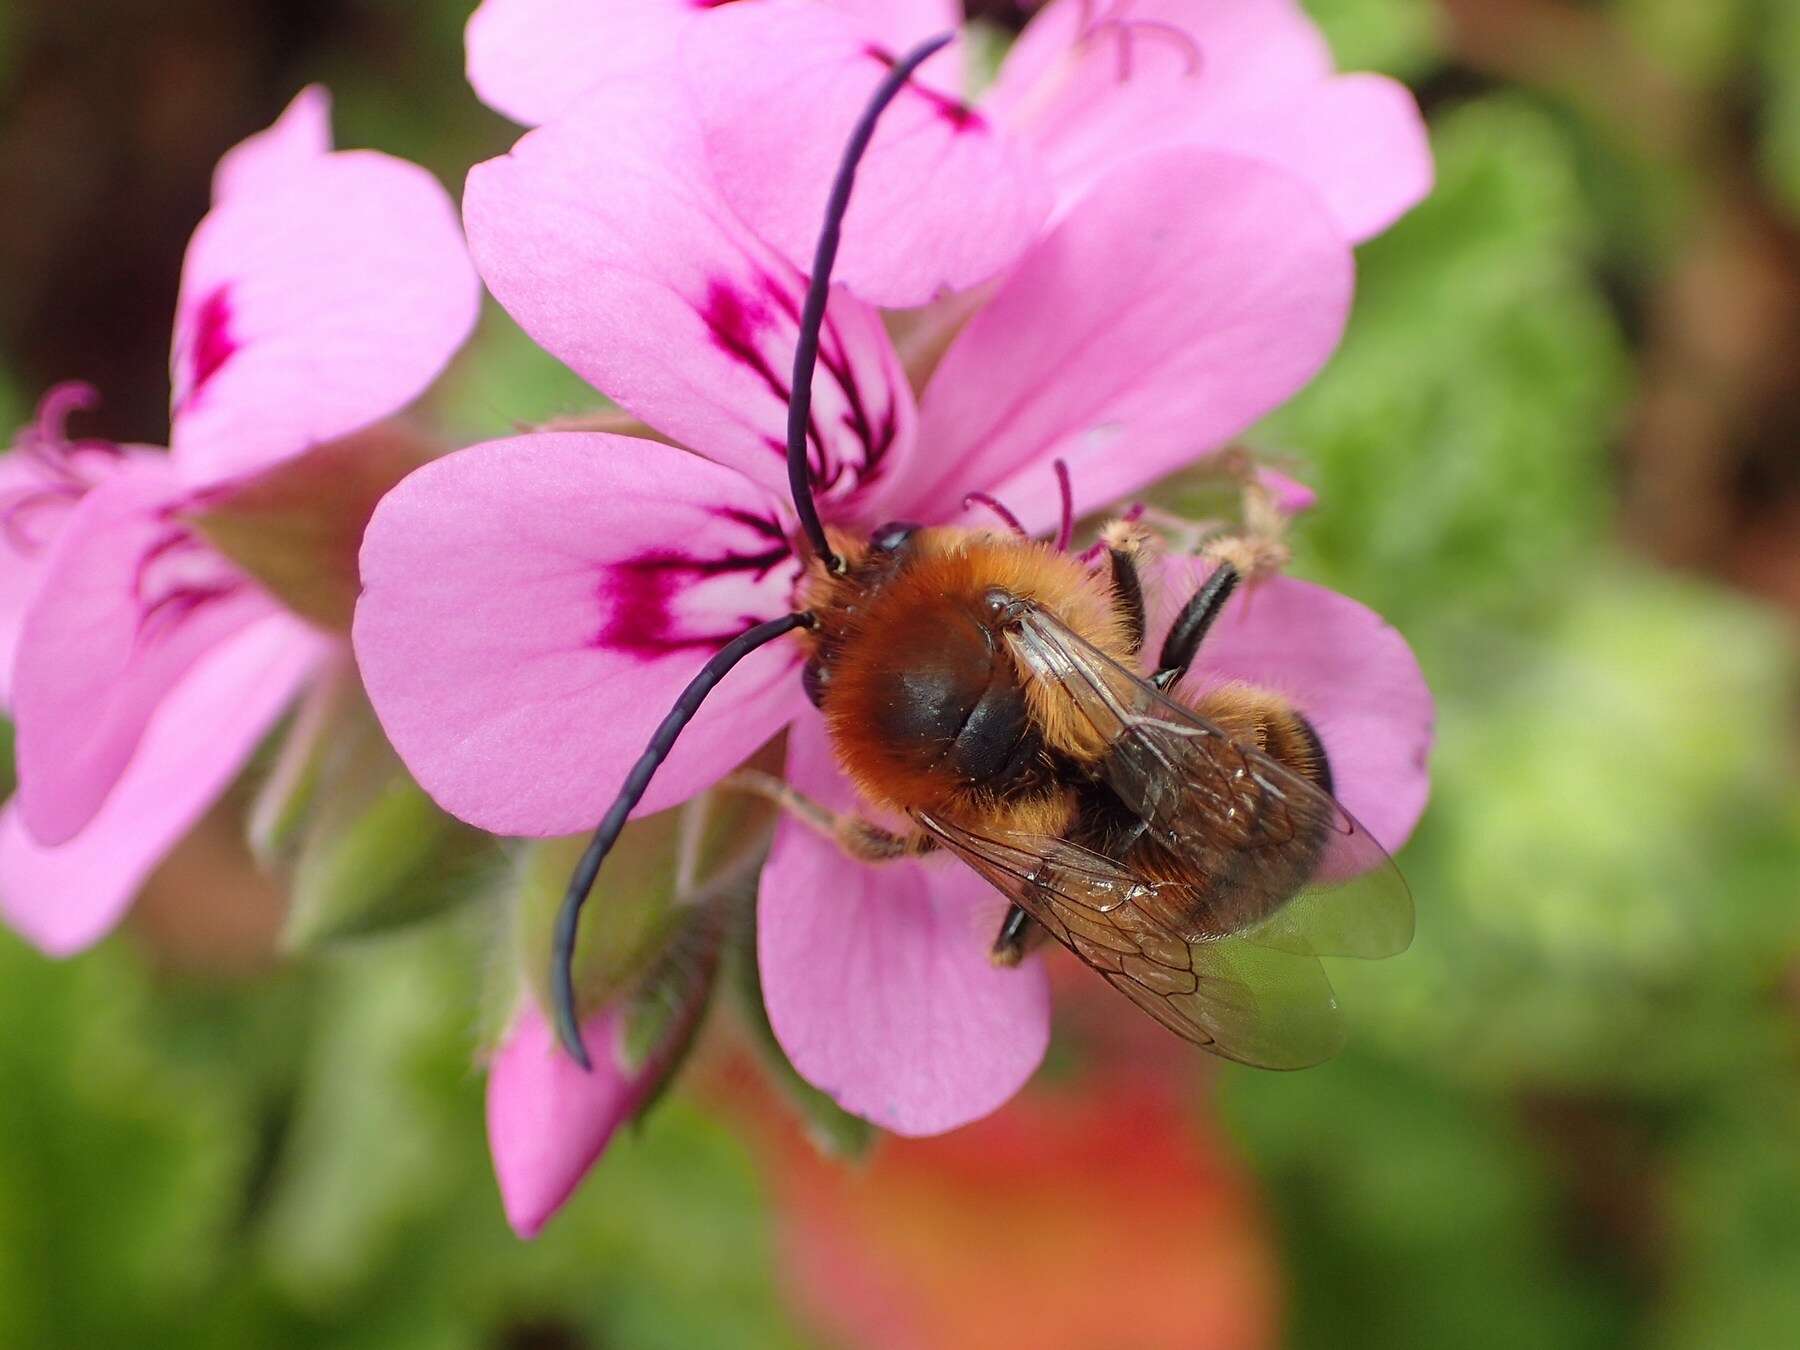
1762;0;1800;217
1336;561;1800;1092
1618;0;1753;88
1257;95;1629;627
1222;1053;1633;1350
256;928;482;1308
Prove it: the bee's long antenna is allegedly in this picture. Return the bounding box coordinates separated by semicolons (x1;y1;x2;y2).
786;29;955;573
552;611;814;1068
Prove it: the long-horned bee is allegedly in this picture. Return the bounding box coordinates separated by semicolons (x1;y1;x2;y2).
552;32;1412;1072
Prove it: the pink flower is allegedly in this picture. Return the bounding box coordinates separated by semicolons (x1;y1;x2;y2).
464;0;1432;304
354;27;1430;1189
0;87;479;954
488;999;694;1238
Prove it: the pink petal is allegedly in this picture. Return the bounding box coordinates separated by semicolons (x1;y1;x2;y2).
0;425;149;711
0;614;327;955
0;455;61;710
463;76;918;518
1256;466;1318;518
686;3;1050;307
985;0;1426;243
465;0;692;126
170;148;479;490
899;149;1352;531
987;0;1329;165
11;463;279;845
466;0;968;128
486;1000;658;1238
1222;73;1434;246
1149;567;1433;856
211;85;333;204
759;717;1051;1136
353;433;811;838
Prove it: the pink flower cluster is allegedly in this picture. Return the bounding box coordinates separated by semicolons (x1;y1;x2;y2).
0;89;476;953
1;0;1437;1242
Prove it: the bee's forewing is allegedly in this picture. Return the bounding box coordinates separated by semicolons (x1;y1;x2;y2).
1004;603;1414;961
915;810;1346;1069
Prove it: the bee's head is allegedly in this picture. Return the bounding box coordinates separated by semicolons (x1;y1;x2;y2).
801;521;924;708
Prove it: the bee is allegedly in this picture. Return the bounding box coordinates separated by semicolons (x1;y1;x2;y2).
551;31;1412;1071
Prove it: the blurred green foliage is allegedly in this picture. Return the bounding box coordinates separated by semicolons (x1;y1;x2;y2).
1220;8;1800;1348
1;1;1798;1348
0;923;808;1349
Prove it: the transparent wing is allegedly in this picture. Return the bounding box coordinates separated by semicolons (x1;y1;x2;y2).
1003;602;1414;961
915;811;1345;1070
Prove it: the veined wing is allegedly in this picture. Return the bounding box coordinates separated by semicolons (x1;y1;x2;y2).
1002;600;1414;961
915;810;1345;1070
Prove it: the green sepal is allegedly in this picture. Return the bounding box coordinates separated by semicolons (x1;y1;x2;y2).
185;422;437;632
246;662;354;870
512;825;687;1024
514;754;783;1026
613;894;733;1128
267;685;505;951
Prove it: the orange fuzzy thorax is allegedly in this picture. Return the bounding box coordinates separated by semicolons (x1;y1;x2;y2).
799;526;1132;827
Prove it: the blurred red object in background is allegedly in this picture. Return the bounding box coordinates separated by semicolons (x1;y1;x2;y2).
742;1069;1279;1350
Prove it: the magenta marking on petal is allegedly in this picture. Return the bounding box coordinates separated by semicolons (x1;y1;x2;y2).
136;583;242;647
758;275;895;498
128;526;245;646
592;509;797;658
701;279;785;403
702;277;836;481
186;286;239;405
864;44;982;132
815;311;898;494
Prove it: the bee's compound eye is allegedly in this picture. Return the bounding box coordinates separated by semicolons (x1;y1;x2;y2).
868;521;921;553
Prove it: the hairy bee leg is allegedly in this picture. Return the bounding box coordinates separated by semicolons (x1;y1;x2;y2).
1152;560;1240;690
989;903;1047;967
1098;517;1154;657
1106;547;1146;655
720;769;937;863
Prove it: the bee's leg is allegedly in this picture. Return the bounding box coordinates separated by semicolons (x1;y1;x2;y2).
1099;518;1153;656
720;769;936;863
989;903;1047;967
1152;560;1240;690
